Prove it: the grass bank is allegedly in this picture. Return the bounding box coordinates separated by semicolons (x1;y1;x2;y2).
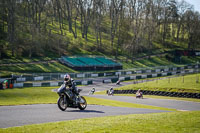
1;56;199;77
0;62;76;77
117;73;200;93
1;111;200;132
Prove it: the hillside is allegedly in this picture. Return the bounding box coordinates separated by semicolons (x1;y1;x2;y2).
0;0;200;77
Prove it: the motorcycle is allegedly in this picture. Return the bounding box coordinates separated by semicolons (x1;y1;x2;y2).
116;80;121;85
136;92;143;99
107;88;114;96
89;88;95;95
57;84;87;111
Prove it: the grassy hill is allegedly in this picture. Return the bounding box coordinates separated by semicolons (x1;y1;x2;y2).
117;73;200;93
1;4;200;77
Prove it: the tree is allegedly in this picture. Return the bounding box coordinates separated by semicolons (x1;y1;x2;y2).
184;10;200;50
93;0;105;50
176;0;192;42
110;0;120;54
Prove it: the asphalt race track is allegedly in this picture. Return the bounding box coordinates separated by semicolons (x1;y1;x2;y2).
0;104;169;128
90;95;200;111
0;82;200;128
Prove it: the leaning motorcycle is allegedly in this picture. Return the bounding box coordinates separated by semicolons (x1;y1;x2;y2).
57;84;87;111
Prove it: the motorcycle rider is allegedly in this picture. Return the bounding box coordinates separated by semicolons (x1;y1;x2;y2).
108;87;114;96
136;89;143;99
89;87;95;95
63;74;80;102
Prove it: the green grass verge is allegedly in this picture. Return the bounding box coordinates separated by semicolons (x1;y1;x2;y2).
117;73;200;93
0;87;175;111
1;111;200;132
86;96;176;111
0;87;58;105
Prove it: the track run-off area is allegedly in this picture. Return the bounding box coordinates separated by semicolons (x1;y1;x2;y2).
0;82;200;128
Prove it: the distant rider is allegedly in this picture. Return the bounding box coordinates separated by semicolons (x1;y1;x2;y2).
108;87;114;96
89;87;95;95
136;89;143;99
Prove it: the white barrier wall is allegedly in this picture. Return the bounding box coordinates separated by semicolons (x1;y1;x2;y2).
136;70;142;74
115;72;122;75
50;82;58;86
119;77;125;81
77;74;85;78
130;76;136;80
60;74;65;78
141;75;147;79
13;83;24;88
164;68;169;72
181;71;185;74
189;69;194;73
33;82;41;87
156;69;160;72
91;74;98;77
146;70;151;73
104;79;112;83
172;71;176;75
152;74;157;78
82;81;88;85
162;73;167;76
17;78;26;82
34;76;44;81
126;71;132;75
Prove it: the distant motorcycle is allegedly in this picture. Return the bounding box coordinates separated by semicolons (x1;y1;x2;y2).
57;84;87;111
136;89;143;99
116;80;121;85
107;88;114;96
89;88;95;95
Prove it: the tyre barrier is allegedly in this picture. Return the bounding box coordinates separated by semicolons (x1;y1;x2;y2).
114;90;200;99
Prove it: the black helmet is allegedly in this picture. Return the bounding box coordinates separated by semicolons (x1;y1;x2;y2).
64;74;70;82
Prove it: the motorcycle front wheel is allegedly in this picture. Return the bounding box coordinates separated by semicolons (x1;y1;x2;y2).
57;96;68;111
78;96;87;110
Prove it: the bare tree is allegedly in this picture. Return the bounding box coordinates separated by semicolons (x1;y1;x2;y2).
184;10;200;50
7;0;16;56
176;0;192;42
110;0;120;54
93;0;105;50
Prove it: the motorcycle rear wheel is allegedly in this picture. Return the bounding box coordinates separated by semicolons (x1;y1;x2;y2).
57;96;68;111
78;96;87;110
